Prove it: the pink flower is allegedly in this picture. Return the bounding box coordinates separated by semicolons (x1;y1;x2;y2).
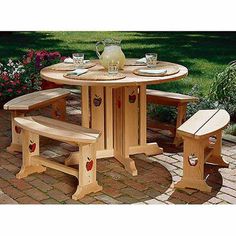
14;73;20;79
17;90;22;94
2;73;9;81
27;49;34;59
7;88;13;92
23;57;32;65
49;51;61;60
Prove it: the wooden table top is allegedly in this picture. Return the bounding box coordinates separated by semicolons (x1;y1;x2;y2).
40;59;188;87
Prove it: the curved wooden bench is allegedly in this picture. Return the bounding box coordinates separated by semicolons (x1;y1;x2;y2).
4;88;70;153
146;89;198;146
14;116;102;200
175;109;230;192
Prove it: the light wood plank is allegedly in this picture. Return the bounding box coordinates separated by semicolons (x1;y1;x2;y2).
16;130;46;179
146;89;198;104
90;86;105;149
177;109;219;138
40;61;188;87
73;144;102;200
81;86;90;127
32;156;78;178
51;98;66;121
4;88;70;110
105;87;113;149
113;87;138;176
124;86;139;146
139;85;147;145
113;87;123;159
195;109;230;138
14;116;101;144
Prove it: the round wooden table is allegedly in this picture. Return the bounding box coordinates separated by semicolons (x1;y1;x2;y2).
40;59;188;176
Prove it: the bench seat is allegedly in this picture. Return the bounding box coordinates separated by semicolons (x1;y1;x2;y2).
4;88;70;111
146;89;198;105
174;109;230;192
14;116;102;200
146;89;198;146
4;88;70;153
15;116;100;144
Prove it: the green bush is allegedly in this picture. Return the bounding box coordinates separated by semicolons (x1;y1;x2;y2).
209;64;236;120
148;64;236;125
225;123;236;136
148;104;177;124
186;85;218;119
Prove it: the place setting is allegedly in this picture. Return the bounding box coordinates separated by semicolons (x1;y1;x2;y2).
48;53;97;71
132;53;180;77
63;54;126;81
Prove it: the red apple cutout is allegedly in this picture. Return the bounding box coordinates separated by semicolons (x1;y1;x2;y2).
29;140;36;153
55;110;61;118
93;94;102;107
129;91;136;103
117;99;121;109
86;157;93;171
15;126;21;134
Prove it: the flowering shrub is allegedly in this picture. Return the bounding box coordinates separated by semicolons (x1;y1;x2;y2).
0;60;32;101
22;49;65;90
0;49;65;102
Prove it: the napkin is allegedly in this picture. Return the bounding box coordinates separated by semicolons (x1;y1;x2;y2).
65;68;88;76
136;57;146;63
64;57;73;63
139;69;167;75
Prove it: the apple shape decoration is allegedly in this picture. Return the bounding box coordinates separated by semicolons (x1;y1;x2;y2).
15;126;21;134
29;140;36;153
93;94;102;107
129;90;136;103
86;157;93;171
54;110;61;119
117;98;121;109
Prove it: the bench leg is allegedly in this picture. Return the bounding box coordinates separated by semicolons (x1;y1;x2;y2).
72;144;102;200
51;98;66;121
7;111;25;153
207;130;229;167
175;137;212;192
173;104;187;147
16;130;46;179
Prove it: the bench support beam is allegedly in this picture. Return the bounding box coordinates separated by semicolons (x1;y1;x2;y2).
16;128;102;200
7;111;25;154
16;130;46;179
175;130;228;192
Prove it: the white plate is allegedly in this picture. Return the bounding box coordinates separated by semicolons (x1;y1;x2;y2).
139;69;167;75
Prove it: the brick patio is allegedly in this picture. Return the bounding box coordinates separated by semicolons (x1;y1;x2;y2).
0;89;236;204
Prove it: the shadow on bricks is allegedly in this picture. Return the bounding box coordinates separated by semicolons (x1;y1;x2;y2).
96;157;173;203
168;164;223;204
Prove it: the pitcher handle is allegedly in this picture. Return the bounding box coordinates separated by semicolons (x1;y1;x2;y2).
95;41;104;59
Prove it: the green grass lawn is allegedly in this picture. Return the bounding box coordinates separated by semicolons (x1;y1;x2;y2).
0;31;236;95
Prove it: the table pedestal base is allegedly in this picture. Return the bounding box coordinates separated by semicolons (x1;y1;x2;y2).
65;85;163;176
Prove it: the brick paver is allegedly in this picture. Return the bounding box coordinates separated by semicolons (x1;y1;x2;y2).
0;91;236;204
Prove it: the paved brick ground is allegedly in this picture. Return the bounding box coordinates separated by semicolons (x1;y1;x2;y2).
0;90;236;204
